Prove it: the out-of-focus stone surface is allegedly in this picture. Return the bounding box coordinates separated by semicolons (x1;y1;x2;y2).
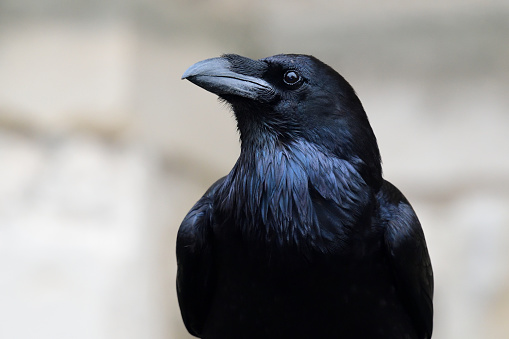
0;1;508;338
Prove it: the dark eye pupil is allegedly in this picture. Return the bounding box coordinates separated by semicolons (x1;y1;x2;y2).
284;70;300;85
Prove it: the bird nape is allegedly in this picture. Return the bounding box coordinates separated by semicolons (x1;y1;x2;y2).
177;54;433;339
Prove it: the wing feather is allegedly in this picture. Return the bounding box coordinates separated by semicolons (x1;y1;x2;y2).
380;180;434;339
176;177;225;336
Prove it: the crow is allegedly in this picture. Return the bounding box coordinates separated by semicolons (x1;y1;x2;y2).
177;54;433;339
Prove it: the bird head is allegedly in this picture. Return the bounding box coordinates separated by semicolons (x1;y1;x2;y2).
182;54;382;187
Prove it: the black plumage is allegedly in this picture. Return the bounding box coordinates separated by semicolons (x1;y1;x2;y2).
177;54;433;339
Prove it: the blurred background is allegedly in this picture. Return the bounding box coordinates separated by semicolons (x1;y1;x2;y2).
0;0;508;338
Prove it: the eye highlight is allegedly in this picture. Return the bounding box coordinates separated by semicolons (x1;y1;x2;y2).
283;70;301;85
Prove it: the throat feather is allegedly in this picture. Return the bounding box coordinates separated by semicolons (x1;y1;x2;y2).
217;140;370;250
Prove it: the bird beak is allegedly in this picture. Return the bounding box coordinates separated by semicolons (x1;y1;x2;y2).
182;55;274;101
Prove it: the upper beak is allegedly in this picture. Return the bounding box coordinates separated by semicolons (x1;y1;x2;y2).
182;55;274;101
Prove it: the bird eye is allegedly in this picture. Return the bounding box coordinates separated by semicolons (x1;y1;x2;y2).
283;70;301;85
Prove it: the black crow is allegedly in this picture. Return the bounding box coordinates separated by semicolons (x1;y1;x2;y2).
177;54;433;339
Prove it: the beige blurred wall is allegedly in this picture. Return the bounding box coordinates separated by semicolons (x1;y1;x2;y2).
0;1;508;338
